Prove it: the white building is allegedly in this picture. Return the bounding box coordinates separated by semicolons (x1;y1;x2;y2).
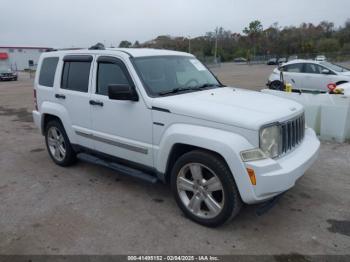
0;46;50;71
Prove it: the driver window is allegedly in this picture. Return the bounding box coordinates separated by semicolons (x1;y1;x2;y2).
97;62;129;96
304;63;321;74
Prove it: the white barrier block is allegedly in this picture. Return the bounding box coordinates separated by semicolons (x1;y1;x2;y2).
261;89;350;143
320;96;350;142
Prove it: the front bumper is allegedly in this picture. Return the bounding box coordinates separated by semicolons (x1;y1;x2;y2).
243;128;320;204
0;75;17;80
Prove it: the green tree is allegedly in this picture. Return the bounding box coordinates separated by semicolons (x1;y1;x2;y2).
243;20;263;35
118;40;132;48
318;38;340;52
133;41;140;48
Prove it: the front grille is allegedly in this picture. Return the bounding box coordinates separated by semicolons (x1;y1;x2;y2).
1;73;13;77
280;113;305;155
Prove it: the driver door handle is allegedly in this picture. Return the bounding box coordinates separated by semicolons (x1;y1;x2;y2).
89;100;104;107
55;94;66;99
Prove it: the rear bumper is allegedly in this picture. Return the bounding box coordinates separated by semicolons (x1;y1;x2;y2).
243;128;320;204
32;110;42;133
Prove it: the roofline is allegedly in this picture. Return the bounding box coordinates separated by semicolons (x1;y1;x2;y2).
285;59;320;64
0;46;51;50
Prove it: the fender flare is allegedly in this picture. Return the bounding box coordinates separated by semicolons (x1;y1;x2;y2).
155;124;256;202
40;101;76;144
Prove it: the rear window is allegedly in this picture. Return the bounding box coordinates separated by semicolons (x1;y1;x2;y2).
61;61;91;92
39;57;59;87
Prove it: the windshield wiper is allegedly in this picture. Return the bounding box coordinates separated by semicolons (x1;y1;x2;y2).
158;83;223;96
158;87;194;96
194;83;222;89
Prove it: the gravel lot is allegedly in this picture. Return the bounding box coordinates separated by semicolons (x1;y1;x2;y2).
0;65;349;256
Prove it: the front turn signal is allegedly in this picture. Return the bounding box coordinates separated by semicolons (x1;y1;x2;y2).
247;168;256;185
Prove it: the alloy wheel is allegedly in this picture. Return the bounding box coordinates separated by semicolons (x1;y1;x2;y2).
176;163;225;219
47;126;66;162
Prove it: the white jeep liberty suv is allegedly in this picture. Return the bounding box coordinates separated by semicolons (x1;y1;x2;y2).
32;47;320;227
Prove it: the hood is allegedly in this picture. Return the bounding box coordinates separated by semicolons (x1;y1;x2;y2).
152;87;304;130
338;71;350;77
0;68;13;74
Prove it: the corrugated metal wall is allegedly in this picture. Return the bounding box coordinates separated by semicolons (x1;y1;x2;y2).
0;47;45;71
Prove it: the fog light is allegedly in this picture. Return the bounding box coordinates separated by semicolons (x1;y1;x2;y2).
247;168;256;185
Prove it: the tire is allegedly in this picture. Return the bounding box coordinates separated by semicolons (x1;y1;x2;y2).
336;81;348;86
45;120;76;166
269;80;283;91
170;150;242;227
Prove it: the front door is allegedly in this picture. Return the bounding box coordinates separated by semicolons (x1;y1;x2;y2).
89;55;153;167
302;63;334;92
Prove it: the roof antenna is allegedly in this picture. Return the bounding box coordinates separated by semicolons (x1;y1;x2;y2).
89;43;105;50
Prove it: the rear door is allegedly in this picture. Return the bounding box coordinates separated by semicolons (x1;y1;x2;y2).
55;55;94;149
281;63;304;90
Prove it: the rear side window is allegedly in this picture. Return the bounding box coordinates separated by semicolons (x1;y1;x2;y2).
39;57;59;87
97;62;130;96
282;63;303;73
61;61;91;92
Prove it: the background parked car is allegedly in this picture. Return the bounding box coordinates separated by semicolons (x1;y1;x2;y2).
278;57;287;65
315;55;327;62
288;55;298;61
267;59;350;92
267;58;278;65
0;67;17;81
233;57;247;63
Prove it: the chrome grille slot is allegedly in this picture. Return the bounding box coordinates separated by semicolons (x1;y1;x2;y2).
280;113;305;155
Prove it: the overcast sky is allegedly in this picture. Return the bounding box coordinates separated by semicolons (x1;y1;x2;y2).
1;0;349;48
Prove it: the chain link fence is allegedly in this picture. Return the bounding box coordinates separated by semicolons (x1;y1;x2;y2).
250;52;350;64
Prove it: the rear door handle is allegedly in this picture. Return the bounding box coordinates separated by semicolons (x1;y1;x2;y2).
55;94;66;99
89;100;104;107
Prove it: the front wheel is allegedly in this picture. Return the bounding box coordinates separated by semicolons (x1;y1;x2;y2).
170;150;242;227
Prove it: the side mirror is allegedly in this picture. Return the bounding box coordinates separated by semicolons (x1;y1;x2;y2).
322;69;331;75
108;84;138;101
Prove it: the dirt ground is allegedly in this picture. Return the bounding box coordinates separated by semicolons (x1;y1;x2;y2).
0;64;349;256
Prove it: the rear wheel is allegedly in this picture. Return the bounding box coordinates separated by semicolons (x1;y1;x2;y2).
45;120;76;166
170;150;242;227
269;80;283;90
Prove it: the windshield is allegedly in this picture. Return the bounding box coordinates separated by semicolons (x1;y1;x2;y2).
133;56;221;96
320;61;349;72
0;67;11;73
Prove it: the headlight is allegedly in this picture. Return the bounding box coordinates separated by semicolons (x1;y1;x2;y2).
259;125;281;158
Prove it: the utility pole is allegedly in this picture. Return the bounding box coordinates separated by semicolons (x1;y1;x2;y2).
188;36;191;53
214;27;218;63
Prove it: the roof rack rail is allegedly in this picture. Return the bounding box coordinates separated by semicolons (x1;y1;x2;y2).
89;43;105;50
45;48;58;52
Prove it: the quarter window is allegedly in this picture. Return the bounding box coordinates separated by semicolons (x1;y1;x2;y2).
39;57;59;87
61;61;91;92
97;62;130;96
